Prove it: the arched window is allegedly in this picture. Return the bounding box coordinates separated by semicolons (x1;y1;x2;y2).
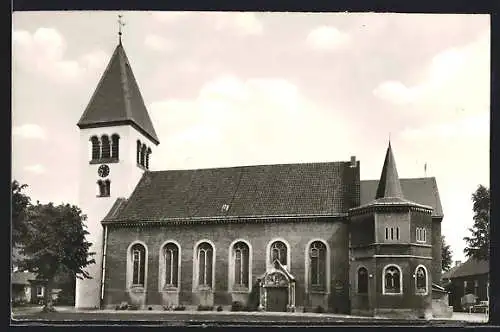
163;242;179;288
197;242;214;288
140;144;147;167
357;267;368;294
146;148;152;170
97;180;105;197
131;243;146;287
232;241;250;289
101;135;111;159
309;241;327;291
270;241;287;267
415;265;427;294
136;140;141;165
104;179;110;197
383;265;402;294
90;136;100;160
111;134;120;160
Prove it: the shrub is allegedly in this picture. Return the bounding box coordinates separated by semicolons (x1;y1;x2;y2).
315;305;324;313
231;301;244;312
115;302;129;310
216;305;223;312
174;305;186;311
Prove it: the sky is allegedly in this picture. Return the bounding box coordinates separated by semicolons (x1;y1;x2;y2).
12;11;490;263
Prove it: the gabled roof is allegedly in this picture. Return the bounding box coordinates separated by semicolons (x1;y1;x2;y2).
360;177;443;217
442;258;489;279
375;142;404;200
77;42;159;145
103;161;358;223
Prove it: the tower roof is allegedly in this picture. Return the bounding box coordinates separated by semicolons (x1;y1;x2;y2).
375;141;404;199
77;42;160;145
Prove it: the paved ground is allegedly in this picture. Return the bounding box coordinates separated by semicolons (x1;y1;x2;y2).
11;306;489;326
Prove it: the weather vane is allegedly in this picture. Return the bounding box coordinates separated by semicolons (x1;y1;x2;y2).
118;14;126;43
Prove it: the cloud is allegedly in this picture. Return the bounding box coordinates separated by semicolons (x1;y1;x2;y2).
149;75;354;170
374;31;489;116
24;164;46;174
12;28;109;83
13;124;47;140
144;34;176;52
212;12;264;35
306;26;351;51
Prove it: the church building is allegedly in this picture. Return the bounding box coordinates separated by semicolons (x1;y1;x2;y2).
74;37;446;319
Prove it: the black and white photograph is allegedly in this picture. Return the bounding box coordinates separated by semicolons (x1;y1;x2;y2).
11;11;490;325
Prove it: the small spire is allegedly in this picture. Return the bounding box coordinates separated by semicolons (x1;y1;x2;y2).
375;141;404;199
118;14;126;44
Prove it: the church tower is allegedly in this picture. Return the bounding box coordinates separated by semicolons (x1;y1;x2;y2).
75;35;159;308
349;142;434;319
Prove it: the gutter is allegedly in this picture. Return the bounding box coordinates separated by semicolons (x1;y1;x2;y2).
100;225;109;305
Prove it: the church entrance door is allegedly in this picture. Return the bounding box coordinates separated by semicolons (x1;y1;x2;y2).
266;287;288;312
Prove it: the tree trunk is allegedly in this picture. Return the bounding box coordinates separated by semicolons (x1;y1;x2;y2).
42;278;56;312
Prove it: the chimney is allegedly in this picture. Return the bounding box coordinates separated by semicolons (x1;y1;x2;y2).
455;261;462;267
350;156;356;168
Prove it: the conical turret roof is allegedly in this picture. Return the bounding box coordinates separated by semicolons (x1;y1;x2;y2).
77;42;159;145
375;141;404;199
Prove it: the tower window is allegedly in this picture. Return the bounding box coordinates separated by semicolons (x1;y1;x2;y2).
385;227;400;241
111;134;120;160
101;135;111;159
383;264;402;295
97;180;111;197
136;140;142;165
140;144;147;167
416;227;427;243
415;265;428;295
90;136;100;161
146;147;152;170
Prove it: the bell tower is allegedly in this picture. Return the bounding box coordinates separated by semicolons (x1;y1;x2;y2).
75;29;159;308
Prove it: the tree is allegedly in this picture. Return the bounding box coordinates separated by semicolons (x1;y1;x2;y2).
441;235;453;272
12;180;31;247
464;185;490;261
18;202;95;312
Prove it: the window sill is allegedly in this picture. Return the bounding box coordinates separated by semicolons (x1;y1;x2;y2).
196;286;213;292
96;195;110;198
309;290;329;295
90;158;119;165
382;292;403;296
129;286;146;293
231;288;250;294
161;288;180;293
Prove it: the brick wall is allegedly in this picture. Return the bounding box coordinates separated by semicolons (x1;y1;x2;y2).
103;218;349;312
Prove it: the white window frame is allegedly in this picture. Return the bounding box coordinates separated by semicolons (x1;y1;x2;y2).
382;264;403;295
414;264;428;295
158;240;181;292
385;227;400;241
36;285;44;297
126;240;148;290
228;239;252;293
192;239;216;291
416;227;427;243
304;239;331;294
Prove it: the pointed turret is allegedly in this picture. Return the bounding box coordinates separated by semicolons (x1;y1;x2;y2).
375;141;404;199
77;42;160;145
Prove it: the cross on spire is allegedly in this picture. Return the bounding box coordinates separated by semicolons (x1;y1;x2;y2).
118;14;126;44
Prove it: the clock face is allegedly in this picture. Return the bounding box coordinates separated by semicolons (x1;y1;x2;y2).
98;164;110;178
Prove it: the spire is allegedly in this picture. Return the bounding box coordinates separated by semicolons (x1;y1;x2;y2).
77;41;160;145
375;141;404;199
118;14;125;45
